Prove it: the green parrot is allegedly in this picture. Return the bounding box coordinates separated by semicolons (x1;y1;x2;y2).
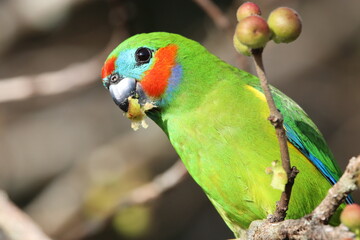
101;32;351;237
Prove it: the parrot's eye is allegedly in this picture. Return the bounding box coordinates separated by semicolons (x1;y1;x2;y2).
135;47;152;64
110;73;120;84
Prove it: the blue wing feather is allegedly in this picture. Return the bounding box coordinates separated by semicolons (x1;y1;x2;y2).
284;122;354;204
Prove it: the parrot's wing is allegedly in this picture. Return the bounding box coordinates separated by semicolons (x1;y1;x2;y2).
246;81;353;203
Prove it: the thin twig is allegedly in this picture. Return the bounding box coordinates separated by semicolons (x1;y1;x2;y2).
193;0;250;71
192;0;232;37
117;160;188;208
251;48;298;222
56;160;188;240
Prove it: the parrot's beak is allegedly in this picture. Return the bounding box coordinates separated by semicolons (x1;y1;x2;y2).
108;77;148;112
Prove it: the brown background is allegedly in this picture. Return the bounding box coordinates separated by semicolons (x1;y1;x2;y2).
0;0;359;239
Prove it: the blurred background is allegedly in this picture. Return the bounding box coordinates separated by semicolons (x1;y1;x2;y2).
0;0;359;239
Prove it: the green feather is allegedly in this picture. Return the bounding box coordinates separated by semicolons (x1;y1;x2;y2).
108;32;345;237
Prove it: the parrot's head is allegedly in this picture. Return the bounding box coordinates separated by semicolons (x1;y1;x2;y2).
101;32;217;124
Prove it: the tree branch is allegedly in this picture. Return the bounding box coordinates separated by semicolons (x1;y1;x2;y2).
0;0;128;105
55;160;188;240
310;155;360;224
245;155;360;240
251;48;298;222
192;0;232;36
0;57;101;103
0;191;52;240
247;219;354;240
193;0;250;70
117;160;188;209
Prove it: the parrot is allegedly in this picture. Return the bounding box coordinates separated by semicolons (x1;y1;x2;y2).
101;32;352;237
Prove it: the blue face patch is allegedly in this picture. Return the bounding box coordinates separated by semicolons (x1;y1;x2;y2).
114;49;155;80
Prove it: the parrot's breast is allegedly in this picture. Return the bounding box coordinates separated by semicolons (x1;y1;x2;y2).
160;78;333;235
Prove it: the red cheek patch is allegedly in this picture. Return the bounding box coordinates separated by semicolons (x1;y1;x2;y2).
140;44;178;98
101;56;116;79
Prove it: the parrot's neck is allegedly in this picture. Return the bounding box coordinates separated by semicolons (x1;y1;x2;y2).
146;55;248;136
